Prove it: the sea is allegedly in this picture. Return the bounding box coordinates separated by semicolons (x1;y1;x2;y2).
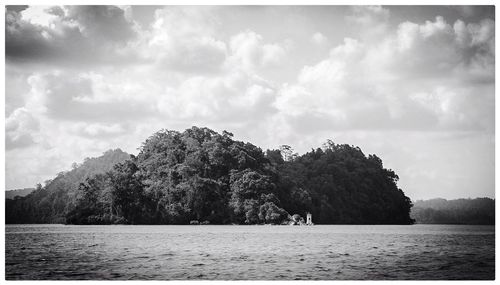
5;224;495;280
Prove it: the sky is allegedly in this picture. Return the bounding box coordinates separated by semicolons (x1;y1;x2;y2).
5;5;495;200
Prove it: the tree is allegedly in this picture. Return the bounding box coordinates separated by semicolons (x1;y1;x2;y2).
66;174;111;224
108;158;147;224
259;202;289;224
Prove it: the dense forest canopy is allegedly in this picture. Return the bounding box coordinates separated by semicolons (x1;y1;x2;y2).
411;198;494;225
6;126;414;225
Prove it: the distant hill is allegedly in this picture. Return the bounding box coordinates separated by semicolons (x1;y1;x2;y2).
5;127;415;225
5;188;35;199
411;198;494;225
6;149;130;223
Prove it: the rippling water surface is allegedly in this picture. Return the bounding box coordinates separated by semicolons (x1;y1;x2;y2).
5;224;494;280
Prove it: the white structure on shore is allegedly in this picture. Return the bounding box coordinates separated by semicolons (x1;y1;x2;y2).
306;213;313;225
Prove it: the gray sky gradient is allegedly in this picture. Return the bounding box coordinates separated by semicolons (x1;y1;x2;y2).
5;5;495;200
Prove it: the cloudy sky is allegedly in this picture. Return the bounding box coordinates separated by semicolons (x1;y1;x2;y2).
5;5;495;200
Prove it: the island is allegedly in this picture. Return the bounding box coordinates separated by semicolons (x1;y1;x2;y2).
6;126;414;225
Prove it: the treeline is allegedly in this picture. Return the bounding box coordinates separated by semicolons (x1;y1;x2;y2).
6;149;130;223
411;198;494;225
6;126;414;225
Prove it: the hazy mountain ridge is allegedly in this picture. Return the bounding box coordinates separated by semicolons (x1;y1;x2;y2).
411;198;494;225
5;188;35;199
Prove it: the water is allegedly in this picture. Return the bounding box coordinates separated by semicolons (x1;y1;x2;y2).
5;224;494;280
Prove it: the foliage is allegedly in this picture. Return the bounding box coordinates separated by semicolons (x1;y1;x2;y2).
6;127;415;225
130;127;289;224
273;141;414;224
5;149;130;223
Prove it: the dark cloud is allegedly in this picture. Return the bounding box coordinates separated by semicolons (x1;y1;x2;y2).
5;6;137;65
6;5;28;13
65;6;136;43
6;9;63;61
453;6;495;21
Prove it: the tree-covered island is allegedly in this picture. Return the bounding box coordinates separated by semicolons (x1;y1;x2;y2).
6;126;414;225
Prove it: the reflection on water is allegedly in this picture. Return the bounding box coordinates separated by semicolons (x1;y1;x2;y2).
5;224;494;280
